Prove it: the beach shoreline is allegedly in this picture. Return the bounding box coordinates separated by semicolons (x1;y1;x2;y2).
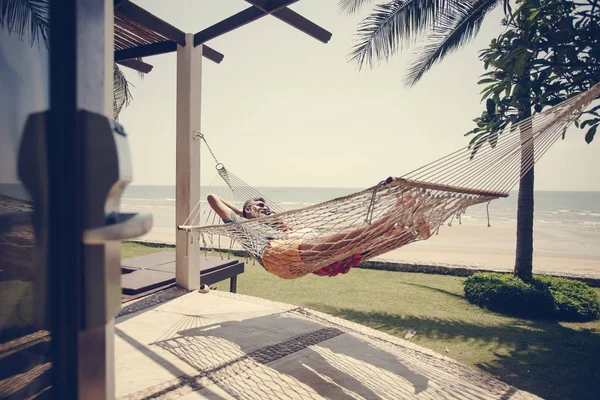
134;219;600;280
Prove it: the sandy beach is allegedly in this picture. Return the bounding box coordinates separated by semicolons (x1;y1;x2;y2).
136;219;600;279
381;222;600;278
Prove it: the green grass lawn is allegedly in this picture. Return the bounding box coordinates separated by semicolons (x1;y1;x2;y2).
2;242;597;398
123;242;600;400
0;280;34;342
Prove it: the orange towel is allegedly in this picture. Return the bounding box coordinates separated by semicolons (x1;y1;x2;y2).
261;239;307;279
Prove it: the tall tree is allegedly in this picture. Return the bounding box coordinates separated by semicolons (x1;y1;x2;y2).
0;0;140;119
467;0;600;279
340;0;511;86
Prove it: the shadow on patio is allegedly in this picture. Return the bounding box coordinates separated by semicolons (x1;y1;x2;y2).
114;291;537;399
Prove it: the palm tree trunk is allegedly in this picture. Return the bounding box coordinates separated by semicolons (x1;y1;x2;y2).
514;105;534;280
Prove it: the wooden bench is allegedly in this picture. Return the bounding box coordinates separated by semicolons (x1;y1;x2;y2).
121;251;244;295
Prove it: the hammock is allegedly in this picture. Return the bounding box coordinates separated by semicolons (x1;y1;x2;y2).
179;83;600;279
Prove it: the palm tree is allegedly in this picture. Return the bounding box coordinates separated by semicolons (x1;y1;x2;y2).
342;0;543;280
340;0;511;87
0;0;138;119
113;59;142;120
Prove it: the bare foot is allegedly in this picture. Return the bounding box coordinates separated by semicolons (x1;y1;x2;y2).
414;217;431;240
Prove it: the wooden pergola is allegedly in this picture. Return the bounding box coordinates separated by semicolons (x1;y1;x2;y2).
112;0;331;289
114;0;331;71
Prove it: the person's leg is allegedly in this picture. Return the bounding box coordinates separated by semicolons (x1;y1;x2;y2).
259;190;432;277
360;216;431;259
298;191;430;259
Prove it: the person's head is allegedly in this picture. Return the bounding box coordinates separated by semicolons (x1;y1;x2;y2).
243;197;271;219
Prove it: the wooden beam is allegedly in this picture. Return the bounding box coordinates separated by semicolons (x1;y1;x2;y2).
175;35;202;290
115;40;224;64
117;1;186;45
269;7;332;43
202;46;224;64
194;0;299;46
388;178;508;199
114;40;176;61
245;0;331;43
116;59;154;73
243;0;271;8
194;7;264;46
113;0;129;9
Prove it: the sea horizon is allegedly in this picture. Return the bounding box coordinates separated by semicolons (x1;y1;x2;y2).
5;182;596;268
2;183;600;229
116;184;600;230
124;184;600;193
119;183;600;271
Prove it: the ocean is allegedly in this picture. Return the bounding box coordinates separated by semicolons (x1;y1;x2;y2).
2;183;599;259
119;185;600;229
2;183;599;270
3;183;599;230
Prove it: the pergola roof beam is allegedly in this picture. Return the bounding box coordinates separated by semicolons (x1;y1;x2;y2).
116;59;154;74
117;1;186;46
202;46;225;64
115;40;176;61
245;0;331;43
115;41;224;64
193;0;299;46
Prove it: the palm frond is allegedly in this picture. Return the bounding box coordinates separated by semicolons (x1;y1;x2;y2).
113;64;134;120
135;58;146;79
404;0;499;87
0;0;49;49
348;0;454;70
338;0;377;15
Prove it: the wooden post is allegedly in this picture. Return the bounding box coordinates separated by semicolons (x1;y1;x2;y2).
176;34;201;290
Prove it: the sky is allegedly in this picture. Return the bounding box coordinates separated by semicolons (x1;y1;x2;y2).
118;0;600;191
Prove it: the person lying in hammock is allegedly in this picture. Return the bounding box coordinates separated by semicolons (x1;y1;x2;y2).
207;193;431;279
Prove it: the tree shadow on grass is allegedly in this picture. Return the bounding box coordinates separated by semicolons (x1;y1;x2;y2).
306;304;600;400
400;281;464;300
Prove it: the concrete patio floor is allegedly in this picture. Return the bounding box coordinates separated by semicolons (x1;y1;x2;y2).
115;289;540;400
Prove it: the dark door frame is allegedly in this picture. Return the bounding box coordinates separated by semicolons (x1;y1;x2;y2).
48;0;81;397
48;0;111;398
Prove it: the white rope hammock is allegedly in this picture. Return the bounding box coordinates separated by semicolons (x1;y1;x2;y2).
179;83;600;279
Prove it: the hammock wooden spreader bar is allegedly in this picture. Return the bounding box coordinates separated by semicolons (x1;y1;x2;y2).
385;178;508;199
179;82;600;279
403;82;600;194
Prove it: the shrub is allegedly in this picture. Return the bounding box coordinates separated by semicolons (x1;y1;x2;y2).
464;272;556;318
463;272;600;321
536;275;600;321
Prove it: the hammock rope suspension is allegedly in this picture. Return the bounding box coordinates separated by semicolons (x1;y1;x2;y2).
179;83;600;279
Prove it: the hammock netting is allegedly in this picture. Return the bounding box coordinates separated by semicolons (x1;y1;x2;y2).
179;83;600;279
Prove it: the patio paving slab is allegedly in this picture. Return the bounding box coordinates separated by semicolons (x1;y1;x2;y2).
115;290;540;400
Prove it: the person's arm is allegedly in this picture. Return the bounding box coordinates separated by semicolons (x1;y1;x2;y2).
207;194;243;220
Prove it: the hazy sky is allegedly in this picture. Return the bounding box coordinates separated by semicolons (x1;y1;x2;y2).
118;0;599;191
